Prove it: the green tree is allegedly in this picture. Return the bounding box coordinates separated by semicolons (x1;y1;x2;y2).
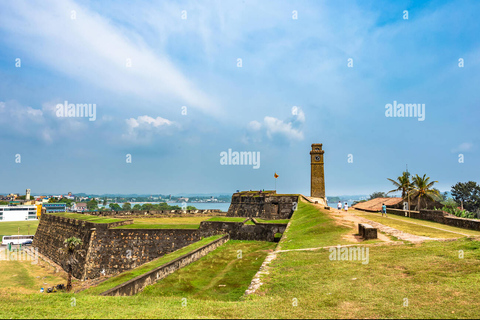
409;174;440;210
133;204;142;210
62;237;83;292
109;203;121;211
451;181;480;213
387;171;412;198
122;202;132;210
369;192;388;200
87;199;98;211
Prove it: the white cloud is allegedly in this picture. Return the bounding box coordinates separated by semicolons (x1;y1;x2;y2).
248;120;262;131
244;108;305;144
451;142;473;153
0;100;89;144
264;116;304;141
122;115;179;144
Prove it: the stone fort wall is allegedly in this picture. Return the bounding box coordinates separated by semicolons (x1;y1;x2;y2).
227;191;298;220
387;208;480;231
33;213;287;280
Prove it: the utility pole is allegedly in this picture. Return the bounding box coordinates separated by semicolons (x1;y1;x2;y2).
407;164;411;217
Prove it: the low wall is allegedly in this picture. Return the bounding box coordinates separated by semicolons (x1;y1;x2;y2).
100;235;229;296
386;208;480;231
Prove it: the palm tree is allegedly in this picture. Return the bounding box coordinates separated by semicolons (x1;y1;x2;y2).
62;237;83;292
409;174;440;210
387;171;412;198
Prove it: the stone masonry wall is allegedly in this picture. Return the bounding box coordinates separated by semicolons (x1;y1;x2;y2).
199;219;287;242
32;214;132;279
227;191;298;220
387;208;480;231
33;213;286;280
84;227;219;279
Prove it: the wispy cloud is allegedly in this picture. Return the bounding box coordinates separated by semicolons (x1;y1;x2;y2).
0;0;217;114
451;142;474;153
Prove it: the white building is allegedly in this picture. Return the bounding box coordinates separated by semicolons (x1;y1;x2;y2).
0;205;38;221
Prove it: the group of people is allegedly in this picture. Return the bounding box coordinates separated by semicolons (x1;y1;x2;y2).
337;201;348;211
336;201;388;217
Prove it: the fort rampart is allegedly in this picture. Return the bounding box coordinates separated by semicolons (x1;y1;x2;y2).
227;191;298;220
33;214;287;280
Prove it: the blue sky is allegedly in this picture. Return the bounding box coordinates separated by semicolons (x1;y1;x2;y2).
0;0;478;196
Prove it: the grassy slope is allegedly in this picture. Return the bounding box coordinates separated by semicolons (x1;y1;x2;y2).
279;199;355;250
354;210;480;238
141;240;275;301
0;220;39;239
255;218;289;224
82;235;224;295
0;256;66;294
115;224;200;229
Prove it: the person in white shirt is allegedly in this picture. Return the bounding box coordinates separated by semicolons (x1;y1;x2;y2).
344;202;349;211
337;201;342;211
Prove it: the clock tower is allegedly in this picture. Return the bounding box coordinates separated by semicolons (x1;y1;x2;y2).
310;143;325;199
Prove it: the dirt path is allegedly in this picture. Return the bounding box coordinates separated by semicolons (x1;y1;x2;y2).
309;202;439;243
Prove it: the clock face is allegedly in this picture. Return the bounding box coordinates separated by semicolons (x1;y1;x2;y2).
315;156;320;161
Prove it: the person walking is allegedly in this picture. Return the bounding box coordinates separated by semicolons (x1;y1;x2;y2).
382;203;387;217
337;201;342;212
344;202;349;212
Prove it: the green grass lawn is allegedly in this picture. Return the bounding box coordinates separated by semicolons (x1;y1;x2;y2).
1;239;480;318
206;217;247;222
257;238;480;318
82;235;225;295
113;216;211;229
0;253;66;294
46;212;125;224
141;240;275;301
131;217;210;225
115;223;200;229
279;199;356;250
0;220;39;239
354;210;480;238
255;218;289;224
